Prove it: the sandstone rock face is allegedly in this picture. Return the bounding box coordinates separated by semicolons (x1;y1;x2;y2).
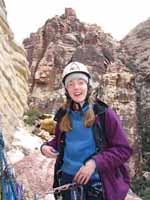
121;19;150;168
0;0;7;21
100;64;140;176
0;2;30;143
23;8;115;113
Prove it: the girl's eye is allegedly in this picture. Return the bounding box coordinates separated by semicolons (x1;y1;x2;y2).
78;80;85;85
68;82;73;87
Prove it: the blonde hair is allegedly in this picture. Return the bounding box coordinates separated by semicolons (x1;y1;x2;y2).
60;97;95;132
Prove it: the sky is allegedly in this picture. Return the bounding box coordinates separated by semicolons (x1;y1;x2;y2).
4;0;150;44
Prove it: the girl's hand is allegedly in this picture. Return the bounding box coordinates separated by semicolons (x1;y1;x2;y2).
41;145;59;158
73;159;96;184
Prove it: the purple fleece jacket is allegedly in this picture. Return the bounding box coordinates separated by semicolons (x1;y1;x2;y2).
45;107;132;200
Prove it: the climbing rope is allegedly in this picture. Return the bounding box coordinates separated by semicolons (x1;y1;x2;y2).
0;114;23;200
0;131;18;200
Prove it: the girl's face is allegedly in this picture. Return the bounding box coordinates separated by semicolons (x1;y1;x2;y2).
66;78;88;104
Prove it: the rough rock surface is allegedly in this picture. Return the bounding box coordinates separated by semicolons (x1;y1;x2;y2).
0;0;30;143
0;0;6;20
100;64;140;177
121;19;150;164
14;151;55;199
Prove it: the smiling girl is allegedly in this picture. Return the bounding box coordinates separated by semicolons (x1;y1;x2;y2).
41;61;132;200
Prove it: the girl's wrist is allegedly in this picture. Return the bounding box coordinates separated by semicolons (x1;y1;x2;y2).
85;159;96;169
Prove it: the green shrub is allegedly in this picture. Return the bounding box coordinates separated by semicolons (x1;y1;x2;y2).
131;177;150;199
24;108;42;126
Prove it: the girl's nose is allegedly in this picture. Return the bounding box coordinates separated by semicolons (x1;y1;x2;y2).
74;83;79;89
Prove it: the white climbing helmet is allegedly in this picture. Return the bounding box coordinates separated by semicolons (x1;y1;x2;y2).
62;61;91;85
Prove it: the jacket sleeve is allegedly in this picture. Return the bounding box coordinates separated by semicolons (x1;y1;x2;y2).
93;107;132;173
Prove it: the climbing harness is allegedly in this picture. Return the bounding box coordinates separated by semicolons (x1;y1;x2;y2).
45;181;102;200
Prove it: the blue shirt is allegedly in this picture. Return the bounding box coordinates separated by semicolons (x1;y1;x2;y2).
61;105;99;179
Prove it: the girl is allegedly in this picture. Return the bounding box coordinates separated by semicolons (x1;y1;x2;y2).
41;61;132;200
